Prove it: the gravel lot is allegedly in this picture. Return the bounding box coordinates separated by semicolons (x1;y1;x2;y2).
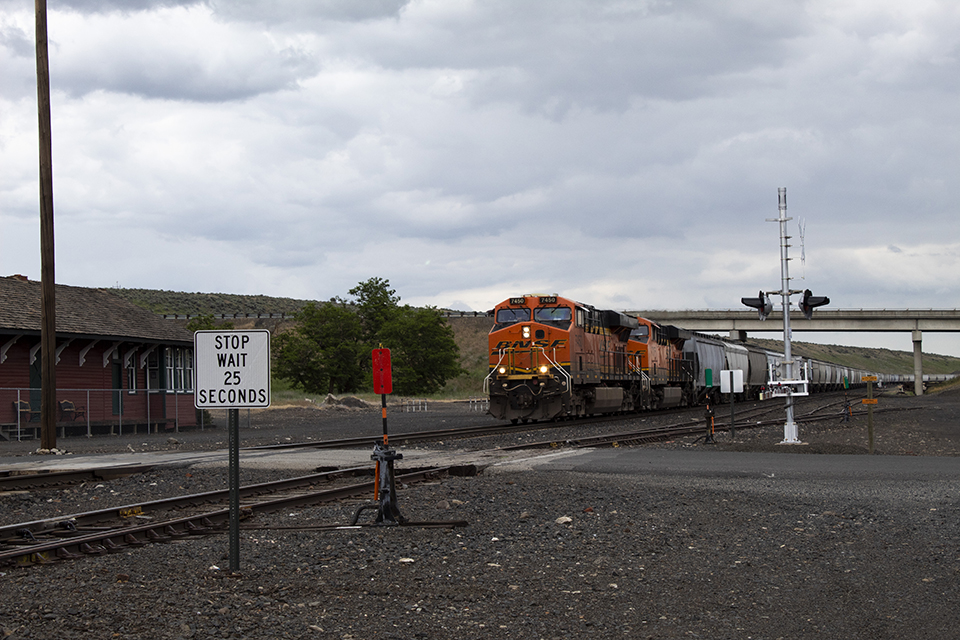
1;386;958;639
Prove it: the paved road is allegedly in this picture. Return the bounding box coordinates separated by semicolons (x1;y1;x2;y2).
0;445;533;474
5;445;959;490
491;447;960;480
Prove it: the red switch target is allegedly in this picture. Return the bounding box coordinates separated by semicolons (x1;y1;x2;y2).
372;348;392;395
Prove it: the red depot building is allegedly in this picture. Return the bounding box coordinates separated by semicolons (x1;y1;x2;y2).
0;275;197;440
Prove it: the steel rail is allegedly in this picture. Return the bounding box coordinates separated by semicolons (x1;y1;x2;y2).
0;407;725;540
497;395;893;450
241;421;577;451
248;389;873;454
0;466;458;567
0;465;156;492
242;406;713;453
0;466;372;542
239;392;863;455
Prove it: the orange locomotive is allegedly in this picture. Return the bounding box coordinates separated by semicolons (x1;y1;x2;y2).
485;294;692;423
626;317;695;408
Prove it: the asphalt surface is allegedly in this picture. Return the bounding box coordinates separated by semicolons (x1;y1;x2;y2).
501;447;960;479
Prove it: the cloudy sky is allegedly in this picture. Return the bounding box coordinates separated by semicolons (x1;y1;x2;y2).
2;0;959;355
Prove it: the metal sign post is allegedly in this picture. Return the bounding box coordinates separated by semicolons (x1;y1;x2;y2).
227;407;239;570
721;370;744;439
194;330;271;572
704;402;715;444
863;375;878;454
843;376;851;422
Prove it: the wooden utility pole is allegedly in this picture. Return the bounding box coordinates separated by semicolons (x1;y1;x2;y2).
35;0;57;450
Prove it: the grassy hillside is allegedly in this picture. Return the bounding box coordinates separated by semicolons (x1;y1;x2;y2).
110;288;312;316
745;337;960;376
441;316;496;397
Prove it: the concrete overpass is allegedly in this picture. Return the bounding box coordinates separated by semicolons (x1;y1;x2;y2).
629;309;960;396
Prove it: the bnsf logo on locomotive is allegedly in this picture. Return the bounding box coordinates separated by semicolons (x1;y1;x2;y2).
492;339;567;351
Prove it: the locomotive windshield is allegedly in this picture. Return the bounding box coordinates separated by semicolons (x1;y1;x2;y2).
629;325;650;343
534;306;572;328
494;307;531;329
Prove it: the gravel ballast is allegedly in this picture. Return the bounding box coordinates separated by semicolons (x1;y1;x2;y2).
1;387;958;639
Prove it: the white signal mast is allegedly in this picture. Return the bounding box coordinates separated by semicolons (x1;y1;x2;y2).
742;188;829;444
771;188;801;443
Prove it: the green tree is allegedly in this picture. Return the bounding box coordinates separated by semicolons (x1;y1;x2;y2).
273;302;364;394
378;306;464;395
349;277;400;343
273;279;464;396
273;330;328;393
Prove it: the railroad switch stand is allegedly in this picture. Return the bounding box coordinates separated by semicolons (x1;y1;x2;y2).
355;443;407;526
347;443;471;530
704;404;716;444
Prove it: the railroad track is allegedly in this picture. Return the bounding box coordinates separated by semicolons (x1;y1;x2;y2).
241;403;721;453
0;410;682;494
499;395;897;450
0;392;877;493
0;464;156;492
0;465;471;568
244;391;880;454
0;391;904;568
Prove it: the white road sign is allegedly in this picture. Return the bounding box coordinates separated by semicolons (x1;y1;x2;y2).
720;369;744;394
194;330;271;408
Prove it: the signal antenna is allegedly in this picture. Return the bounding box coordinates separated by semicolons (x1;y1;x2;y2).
799;218;806;279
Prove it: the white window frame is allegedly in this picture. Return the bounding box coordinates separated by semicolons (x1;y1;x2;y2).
127;366;137;395
165;347;195;393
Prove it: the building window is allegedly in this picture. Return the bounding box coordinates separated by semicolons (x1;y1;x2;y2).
146;351;159;390
165;348;194;393
127;366;137;395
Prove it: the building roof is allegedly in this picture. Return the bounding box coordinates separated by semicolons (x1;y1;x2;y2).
0;276;193;345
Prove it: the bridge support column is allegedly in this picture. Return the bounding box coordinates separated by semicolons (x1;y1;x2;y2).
730;330;747;342
913;330;923;396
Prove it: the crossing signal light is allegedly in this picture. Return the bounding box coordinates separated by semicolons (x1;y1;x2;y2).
741;290;773;321
800;289;829;319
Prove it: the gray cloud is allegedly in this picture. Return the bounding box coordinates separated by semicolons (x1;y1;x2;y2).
12;0;407;22
209;0;410;25
2;0;959;355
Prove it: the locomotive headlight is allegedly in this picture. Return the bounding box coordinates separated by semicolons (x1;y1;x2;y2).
522;326;531;339
498;366;507;375
539;365;549;374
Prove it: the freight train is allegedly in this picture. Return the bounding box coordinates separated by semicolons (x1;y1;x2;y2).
484;294;894;423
